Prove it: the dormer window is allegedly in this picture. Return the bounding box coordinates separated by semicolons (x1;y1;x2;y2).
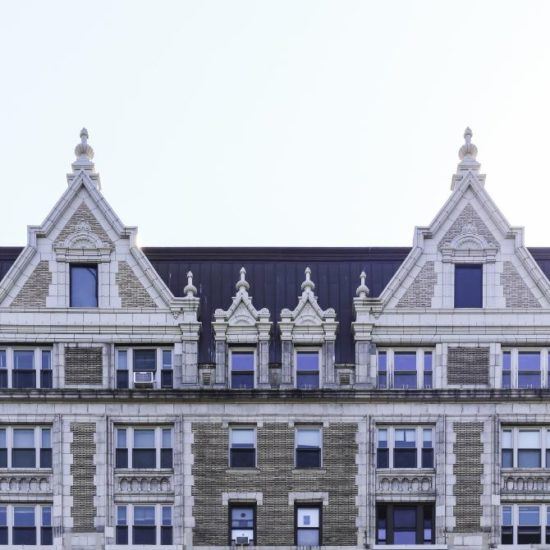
296;350;320;389
454;264;482;308
230;350;255;389
70;264;98;307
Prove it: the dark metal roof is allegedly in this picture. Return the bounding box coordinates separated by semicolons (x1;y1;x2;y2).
3;246;550;365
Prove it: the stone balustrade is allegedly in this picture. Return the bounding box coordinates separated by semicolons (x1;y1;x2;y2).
501;470;550;494
115;471;173;495
376;470;436;496
0;471;52;494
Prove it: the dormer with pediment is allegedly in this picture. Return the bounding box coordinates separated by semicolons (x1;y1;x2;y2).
212;268;271;388
279;267;338;388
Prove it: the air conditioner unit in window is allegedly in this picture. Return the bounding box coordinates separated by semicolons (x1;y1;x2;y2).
133;371;155;387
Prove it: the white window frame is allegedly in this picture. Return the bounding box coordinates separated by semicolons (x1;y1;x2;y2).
501;349;548;389
0;504;52;546
115;426;173;470
116;503;172;546
294;425;323;468
229;348;257;389
294;348;322;389
501;426;550;469
376;349;434;389
0;347;52;389
228;426;257;468
115;348;173;389
376;425;435;469
0;426;52;469
501;504;549;546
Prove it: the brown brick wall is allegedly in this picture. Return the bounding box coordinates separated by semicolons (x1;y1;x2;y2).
447;347;489;385
55;202;112;245
438;203;497;249
65;347;103;385
501;261;541;308
11;261;51;307
191;422;358;546
453;422;483;533
70;422;96;532
116;261;157;308
397;261;437;308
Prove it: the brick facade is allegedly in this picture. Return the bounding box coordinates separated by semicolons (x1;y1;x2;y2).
115;260;157;308
11;260;51;307
55;201;111;245
396;261;437;308
65;346;103;385
447;347;490;385
501;260;541;308
439;203;497;249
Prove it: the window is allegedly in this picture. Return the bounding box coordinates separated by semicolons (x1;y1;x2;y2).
501;349;545;389
230;350;255;389
0;505;52;546
229;504;255;545
454;263;482;308
501;427;550;469
0;348;52;390
116;348;173;389
70;264;98;307
229;427;256;468
377;349;434;390
295;427;322;468
501;504;550;545
296;350;320;389
376;503;434;545
0;427;51;469
115;427;173;469
518;352;541;389
116;504;172;546
502;351;511;389
377;427;434;469
295;504;321;546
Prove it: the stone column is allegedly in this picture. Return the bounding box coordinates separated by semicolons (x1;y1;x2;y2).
354;340;371;387
281;340;293;387
323;340;336;387
257;339;270;388
214;340;227;387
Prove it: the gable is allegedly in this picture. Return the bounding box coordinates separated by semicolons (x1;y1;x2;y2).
438;204;497;250
54;202;112;246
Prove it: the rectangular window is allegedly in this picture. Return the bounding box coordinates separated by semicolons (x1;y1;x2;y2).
116;506;128;545
41;506;52;546
70;264;98;308
295;427;322;468
501;506;513;545
0;506;6;545
502;351;512;389
161;350;173;389
161;506;173;545
0;348;52;389
133;505;156;545
0;427;51;469
377;349;434;390
13;506;35;545
40;428;52;468
376;503;434;545
229;427;256;468
116;348;173;389
0;351;6;389
501;429;513;468
518;506;541;544
377;426;434;469
0;505;52;546
229;504;255;545
423;352;433;388
454;263;483;308
501;427;550;469
518;352;541;389
116;504;171;546
295;504;321;546
115;427;173;470
230;351;255;389
377;352;387;389
12;429;36;468
393;352;417;389
13;350;35;389
501;504;550;545
518;430;541;468
296;351;320;389
40;350;52;389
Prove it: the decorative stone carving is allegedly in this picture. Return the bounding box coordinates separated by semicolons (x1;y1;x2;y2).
279;267;338;387
115;473;173;494
376;472;435;495
212;267;271;388
181;271;201;386
501;471;550;494
0;473;52;494
353;271;374;387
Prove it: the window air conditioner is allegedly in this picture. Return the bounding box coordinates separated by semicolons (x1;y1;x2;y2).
235;537;249;545
133;371;155;387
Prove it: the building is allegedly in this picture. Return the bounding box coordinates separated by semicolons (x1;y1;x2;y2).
0;127;548;549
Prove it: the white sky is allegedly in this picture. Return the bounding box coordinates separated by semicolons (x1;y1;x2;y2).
1;1;550;247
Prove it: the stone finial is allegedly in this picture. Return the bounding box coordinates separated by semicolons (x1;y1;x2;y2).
74;128;94;161
301;267;315;292
356;271;370;298
236;267;250;292
458;127;477;162
183;271;197;297
452;127;482;189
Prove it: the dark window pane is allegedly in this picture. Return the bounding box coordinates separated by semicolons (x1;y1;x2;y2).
231;373;254;389
518;526;541;544
376;505;387;544
393;506;417;544
519;352;540;371
0;371;7;389
394;373;417;389
378;373;387;389
133;526;156;545
423;505;434;543
231;353;254;371
12;449;36;468
424;373;433;388
116;526;128;545
296;448;321;468
161;526;173;545
377;448;389;468
297;374;319;389
41;527;53;545
297;529;319;546
13;528;36;545
161;448;173;469
40;370;53;389
296;353;319;371
40;449;52;468
501;526;513;544
502;449;513;468
518;373;541;389
502;372;511;389
70;265;98;307
14;351;34;370
394;353;416;370
0;449;6;468
518;449;541;468
12;370;36;389
133;350;156;371
422;448;434;468
132;449;156;469
116;449;128;469
161;370;173;389
230;448;255;468
394;448;417;468
117;370;129;389
454;264;483;308
0;527;6;545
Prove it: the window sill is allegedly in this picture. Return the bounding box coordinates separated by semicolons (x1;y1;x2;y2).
373;545;447;549
225;467;260;474
0;467;53;473
114;468;173;473
376;467;436;473
292;468;327;474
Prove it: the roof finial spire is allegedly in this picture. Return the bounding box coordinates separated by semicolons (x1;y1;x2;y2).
356;271;370;298
452;126;482;189
301;267;315;292
70;127;101;188
183;271;197;297
236;267;250;292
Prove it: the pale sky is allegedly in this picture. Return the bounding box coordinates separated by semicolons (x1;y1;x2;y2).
1;1;550;247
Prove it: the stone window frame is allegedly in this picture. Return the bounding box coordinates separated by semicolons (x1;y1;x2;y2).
501;348;549;390
375;501;435;546
115;503;173;546
228;347;257;389
294;424;323;469
0;503;53;546
228;425;257;469
375;347;434;390
0;425;52;470
114;425;174;471
375;425;435;470
500;425;550;470
294;347;323;390
115;346;174;390
501;503;550;546
294;501;323;546
228;501;257;546
0;346;53;390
